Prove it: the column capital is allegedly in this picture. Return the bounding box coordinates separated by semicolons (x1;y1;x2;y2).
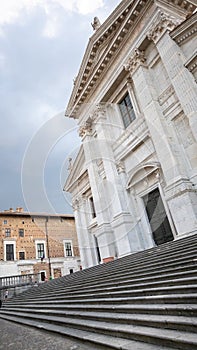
147;11;182;44
124;48;146;75
116;161;125;174
91;103;107;122
78;117;94;138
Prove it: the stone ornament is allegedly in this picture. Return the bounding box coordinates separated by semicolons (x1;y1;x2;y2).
124;48;146;74
78;117;94;138
91;17;101;31
147;11;182;43
116;161;125;174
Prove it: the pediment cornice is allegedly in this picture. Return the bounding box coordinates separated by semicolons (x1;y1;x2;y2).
65;0;196;119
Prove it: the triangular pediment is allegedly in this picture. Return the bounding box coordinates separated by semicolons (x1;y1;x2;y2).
65;0;196;119
65;0;148;118
64;145;87;192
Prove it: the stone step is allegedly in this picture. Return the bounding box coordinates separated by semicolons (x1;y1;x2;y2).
3;303;197;317
10;259;197;302
0;312;196;349
1;308;196;333
14;268;197;302
8;272;197;305
4;293;197;307
0;313;176;350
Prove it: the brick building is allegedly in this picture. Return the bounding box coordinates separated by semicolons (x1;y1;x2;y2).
0;208;80;280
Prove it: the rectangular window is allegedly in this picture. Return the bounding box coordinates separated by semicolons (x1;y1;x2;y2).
6;244;14;261
19;251;25;260
65;242;72;257
119;92;136;128
37;243;45;259
19;228;24;237
3;220;7;224
89;196;96;218
5;228;11;237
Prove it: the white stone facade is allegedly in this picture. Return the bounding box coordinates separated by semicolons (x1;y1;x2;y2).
65;0;197;269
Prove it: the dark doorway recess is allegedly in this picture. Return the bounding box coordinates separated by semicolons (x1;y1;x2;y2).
143;188;174;245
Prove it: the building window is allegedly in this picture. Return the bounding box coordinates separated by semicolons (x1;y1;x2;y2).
19;251;25;260
89;196;96;218
37;243;45;259
65;241;73;257
6;244;14;261
3;220;7;224
119;92;136;128
19;228;24;237
5;228;11;237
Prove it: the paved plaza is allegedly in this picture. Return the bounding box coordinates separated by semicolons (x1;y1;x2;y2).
0;319;96;350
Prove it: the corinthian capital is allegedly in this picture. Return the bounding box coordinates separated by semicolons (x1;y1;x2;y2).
147;11;182;43
124;48;146;74
92;103;107;121
78;117;93;138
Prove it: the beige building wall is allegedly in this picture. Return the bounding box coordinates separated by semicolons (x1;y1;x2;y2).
0;208;80;280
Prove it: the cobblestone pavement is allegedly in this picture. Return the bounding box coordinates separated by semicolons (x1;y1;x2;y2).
0;319;96;350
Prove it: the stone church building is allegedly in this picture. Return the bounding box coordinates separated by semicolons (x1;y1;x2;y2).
64;0;197;269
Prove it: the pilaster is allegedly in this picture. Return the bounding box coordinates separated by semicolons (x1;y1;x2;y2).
147;12;197;142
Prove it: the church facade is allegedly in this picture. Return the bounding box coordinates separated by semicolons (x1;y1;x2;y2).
65;0;197;269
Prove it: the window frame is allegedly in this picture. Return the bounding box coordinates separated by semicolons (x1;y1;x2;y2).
89;196;96;219
19;228;24;237
118;92;136;128
35;240;46;260
63;240;74;257
5;228;11;237
19;251;25;260
4;241;16;261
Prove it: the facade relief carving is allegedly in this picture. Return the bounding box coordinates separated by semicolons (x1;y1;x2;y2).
116;161;125;174
124;48;146;74
91;103;107;121
78;117;94;138
147;11;182;43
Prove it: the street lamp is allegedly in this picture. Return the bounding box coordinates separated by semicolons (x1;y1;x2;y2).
45;217;52;279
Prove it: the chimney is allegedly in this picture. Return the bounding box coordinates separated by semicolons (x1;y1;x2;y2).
16;207;23;213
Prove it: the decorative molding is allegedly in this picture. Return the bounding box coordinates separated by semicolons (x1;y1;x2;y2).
158;85;174;106
116;161;125;174
185;51;197;73
171;12;197;45
147;11;182;43
124;48;146;74
78;117;94;138
91;103;107;121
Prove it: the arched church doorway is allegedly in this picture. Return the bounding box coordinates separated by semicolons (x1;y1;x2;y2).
143;188;174;245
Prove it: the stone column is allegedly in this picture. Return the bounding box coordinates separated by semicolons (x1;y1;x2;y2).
72;197;95;269
124;48;186;185
147;11;197;142
124;45;197;236
79;117;117;261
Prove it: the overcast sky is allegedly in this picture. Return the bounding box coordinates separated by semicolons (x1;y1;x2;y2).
0;0;120;215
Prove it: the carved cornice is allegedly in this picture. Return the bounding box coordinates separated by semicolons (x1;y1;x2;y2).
185;52;197;74
171;12;197;45
147;11;182;43
124;48;146;74
66;0;150;118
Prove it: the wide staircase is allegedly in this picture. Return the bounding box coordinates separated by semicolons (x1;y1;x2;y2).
0;234;197;350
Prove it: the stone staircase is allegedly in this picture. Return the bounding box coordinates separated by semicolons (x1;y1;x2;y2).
0;234;197;349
